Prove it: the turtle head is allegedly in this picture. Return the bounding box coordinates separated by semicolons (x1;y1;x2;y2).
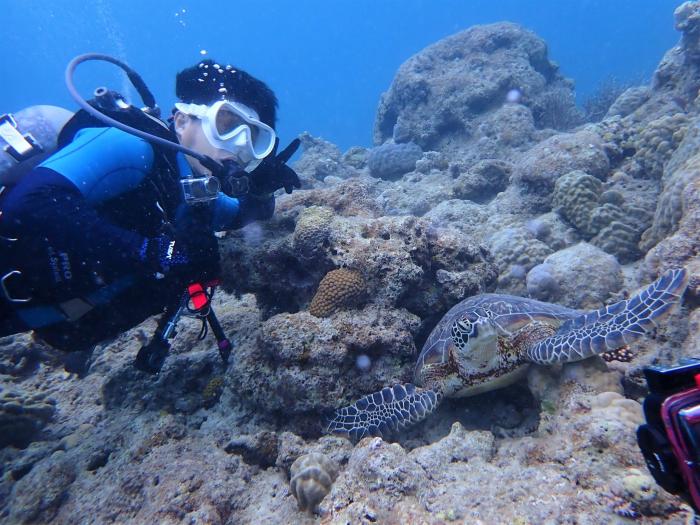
415;311;504;397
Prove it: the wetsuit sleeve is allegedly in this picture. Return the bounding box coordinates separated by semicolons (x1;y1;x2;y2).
210;192;275;231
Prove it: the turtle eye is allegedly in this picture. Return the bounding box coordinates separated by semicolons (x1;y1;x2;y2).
456;319;471;332
451;318;477;349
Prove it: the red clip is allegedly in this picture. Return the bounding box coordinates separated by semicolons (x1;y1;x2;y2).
694;373;700;389
188;282;209;311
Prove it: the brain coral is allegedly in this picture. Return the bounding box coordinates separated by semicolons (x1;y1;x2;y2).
552;171;652;262
309;268;366;317
552;170;603;236
289;452;339;511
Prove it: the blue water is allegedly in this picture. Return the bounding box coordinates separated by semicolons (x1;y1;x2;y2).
1;0;680;152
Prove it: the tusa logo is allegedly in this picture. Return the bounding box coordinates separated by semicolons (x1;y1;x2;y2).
166;240;176;260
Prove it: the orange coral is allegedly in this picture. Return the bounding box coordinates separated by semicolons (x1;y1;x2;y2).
309;268;366;317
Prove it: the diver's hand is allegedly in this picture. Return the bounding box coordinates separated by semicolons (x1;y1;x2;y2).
249;138;301;196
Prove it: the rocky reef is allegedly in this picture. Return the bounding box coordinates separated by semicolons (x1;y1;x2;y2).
2;4;700;523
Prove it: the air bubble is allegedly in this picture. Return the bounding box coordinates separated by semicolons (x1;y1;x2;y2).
356;354;372;372
200;49;207;55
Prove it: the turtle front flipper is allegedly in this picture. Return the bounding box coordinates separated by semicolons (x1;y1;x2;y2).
527;267;688;365
324;384;442;441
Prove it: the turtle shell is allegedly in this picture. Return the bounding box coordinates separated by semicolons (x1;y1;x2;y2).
414;294;581;396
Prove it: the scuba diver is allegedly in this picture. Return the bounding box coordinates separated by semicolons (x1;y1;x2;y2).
0;54;301;374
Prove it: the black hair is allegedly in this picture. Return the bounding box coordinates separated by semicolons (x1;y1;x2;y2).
175;59;278;129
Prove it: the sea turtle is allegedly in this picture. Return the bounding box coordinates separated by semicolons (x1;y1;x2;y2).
325;268;689;441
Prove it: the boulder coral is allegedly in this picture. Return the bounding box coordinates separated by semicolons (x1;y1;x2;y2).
526;242;623;308
641;122;700;252
374;22;577;156
625;113;689;180
366;142;423;180
513;130;610;210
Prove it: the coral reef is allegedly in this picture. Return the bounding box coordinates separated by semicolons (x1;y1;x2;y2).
366;142;422;180
641;121;700;252
487;226;553;274
625;113;689;180
552;170;603;236
374;22;575;157
201;376;225;408
3;5;700;524
309;268;366;317
293;132;359;183
289;452;339;512
644;173;700;279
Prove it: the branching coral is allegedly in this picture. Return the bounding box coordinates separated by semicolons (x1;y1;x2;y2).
309;269;366;317
289;452;339;512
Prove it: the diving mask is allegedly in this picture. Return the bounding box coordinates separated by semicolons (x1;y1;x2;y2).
175;99;276;171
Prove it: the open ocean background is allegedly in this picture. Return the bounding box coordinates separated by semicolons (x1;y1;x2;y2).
0;0;681;152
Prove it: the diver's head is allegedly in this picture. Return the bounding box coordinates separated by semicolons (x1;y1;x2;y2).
173;59;278;174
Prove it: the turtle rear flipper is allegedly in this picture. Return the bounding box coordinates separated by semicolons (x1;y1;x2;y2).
527;268;688;365
324;383;442;441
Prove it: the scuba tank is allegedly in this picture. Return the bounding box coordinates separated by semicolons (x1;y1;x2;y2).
0;105;74;186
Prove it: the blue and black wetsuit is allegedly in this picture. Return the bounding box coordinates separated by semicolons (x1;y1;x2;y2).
0;126;273;350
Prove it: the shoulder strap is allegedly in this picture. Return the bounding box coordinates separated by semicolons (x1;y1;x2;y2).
58;106;185;220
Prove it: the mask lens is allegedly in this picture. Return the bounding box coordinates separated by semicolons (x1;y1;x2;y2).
216;107;246;135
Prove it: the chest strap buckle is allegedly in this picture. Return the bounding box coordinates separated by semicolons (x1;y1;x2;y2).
1;270;32;303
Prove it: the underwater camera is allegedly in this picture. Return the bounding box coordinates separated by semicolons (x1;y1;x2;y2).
637;357;700;510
